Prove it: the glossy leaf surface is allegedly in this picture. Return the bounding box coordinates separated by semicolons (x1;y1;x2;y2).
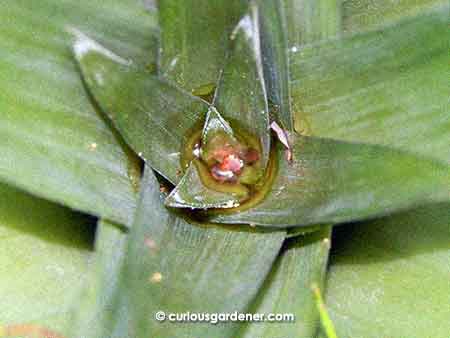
158;0;245;92
208;133;450;227
165;161;244;209
213;4;271;168
72;33;209;184
289;6;449;163
257;0;293;130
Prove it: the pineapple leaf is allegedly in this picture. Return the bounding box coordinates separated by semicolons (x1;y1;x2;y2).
213;3;271;169
0;182;93;337
165;160;244;209
338;0;446;34
288;5;449;163
0;0;158;226
283;0;342;47
324;203;450;338
158;0;246;92
69;219;128;338
239;227;332;338
206;133;450;227
71;32;209;184
257;0;293;131
72;166;285;337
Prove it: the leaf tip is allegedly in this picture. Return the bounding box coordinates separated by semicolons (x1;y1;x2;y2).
66;26;132;66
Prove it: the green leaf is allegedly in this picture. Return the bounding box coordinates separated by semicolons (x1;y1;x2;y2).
165;160;244;209
341;0;446;34
0;0;157;225
69;220;128;338
323;203;450;338
312;283;339;338
240;227;331;338
257;0;293;131
202;106;236;144
0;182;93;336
207;133;450;227
283;0;342;46
158;0;246;92
77;167;285;337
124;167;285;337
213;3;271;168
72;32;209;184
289;6;449;163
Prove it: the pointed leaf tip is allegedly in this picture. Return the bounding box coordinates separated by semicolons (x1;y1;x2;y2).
165;161;244;209
214;4;271;170
69;27;131;66
71;32;209;184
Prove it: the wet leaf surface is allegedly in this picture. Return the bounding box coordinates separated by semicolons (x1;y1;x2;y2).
208;133;450;227
165;160;245;209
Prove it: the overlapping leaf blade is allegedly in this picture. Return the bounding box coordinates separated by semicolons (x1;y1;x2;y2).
240;228;331;338
208;133;450;227
123;168;285;337
165;160;243;209
72;33;209;184
0;0;158;226
0;182;93;336
213;3;271;168
324;203;450;338
257;0;293;131
72;167;285;337
288;6;449;163
158;0;246;92
165;107;248;209
69;220;129;338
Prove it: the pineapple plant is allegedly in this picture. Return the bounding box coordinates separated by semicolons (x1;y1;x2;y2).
0;0;448;337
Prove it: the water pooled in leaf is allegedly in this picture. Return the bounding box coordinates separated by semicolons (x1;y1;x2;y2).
179;107;273;208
